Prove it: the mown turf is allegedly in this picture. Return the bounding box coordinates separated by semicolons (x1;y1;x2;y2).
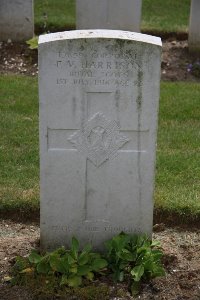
155;82;200;220
34;0;75;32
0;76;39;214
141;0;190;34
0;77;200;222
34;0;190;34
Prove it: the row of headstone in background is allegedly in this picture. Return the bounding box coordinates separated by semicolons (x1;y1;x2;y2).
0;0;34;41
0;0;142;41
188;0;200;53
76;0;200;53
39;30;162;250
76;0;142;32
0;0;199;54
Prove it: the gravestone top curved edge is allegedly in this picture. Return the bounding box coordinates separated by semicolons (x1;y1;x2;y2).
39;29;162;47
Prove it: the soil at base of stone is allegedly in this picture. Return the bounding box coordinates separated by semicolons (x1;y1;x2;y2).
0;220;200;300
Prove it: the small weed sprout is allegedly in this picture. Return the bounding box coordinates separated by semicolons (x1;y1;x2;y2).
26;36;38;50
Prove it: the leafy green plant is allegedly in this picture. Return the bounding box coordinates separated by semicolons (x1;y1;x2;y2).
26;36;39;50
11;234;165;297
13;237;107;288
105;232;165;295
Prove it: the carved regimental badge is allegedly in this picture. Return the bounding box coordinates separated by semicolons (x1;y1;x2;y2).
68;112;130;167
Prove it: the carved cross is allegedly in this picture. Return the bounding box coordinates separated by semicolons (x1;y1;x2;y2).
47;91;149;222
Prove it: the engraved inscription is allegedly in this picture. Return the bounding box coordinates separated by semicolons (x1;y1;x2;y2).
55;47;140;87
49;225;136;233
58;50;137;60
68;112;130;167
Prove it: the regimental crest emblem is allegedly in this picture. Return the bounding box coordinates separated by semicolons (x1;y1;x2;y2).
68;112;130;167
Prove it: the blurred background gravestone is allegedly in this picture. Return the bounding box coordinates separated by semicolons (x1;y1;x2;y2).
188;0;200;53
0;0;34;41
76;0;142;32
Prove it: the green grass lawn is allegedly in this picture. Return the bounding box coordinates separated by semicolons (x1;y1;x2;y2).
156;82;200;220
34;0;75;32
142;0;190;34
0;76;39;214
0;76;200;222
34;0;190;34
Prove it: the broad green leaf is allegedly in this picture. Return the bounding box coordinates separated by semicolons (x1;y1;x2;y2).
137;235;149;248
82;244;92;253
151;240;161;247
90;252;101;259
49;255;66;273
28;251;42;264
72;236;79;250
60;274;68;286
119;249;134;261
143;259;154;271
14;256;29;271
119;261;129;270
152;250;163;260
91;258;108;271
137;246;149;255
53;246;66;256
131;265;144;282
36;260;50;274
151;265;165;277
67;275;82;287
77;265;91;276
113;235;129;251
78;252;89;265
86;271;94;281
130;234;139;246
69;265;78;274
68;254;76;265
71;237;79;259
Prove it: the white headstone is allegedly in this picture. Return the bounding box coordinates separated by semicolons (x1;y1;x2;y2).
0;0;34;42
39;30;161;250
76;0;142;32
188;0;200;53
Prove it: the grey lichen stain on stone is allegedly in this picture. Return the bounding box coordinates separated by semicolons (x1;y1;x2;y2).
87;188;96;198
114;90;120;125
136;70;143;111
115;90;120;109
80;95;86;127
80;44;85;51
72;96;77;117
136;68;143;227
115;38;126;48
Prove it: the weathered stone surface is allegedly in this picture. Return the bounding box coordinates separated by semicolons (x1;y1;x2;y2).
76;0;142;32
39;30;161;250
188;0;200;53
0;0;34;41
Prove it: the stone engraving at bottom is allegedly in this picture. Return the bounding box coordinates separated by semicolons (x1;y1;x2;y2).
68;112;130;167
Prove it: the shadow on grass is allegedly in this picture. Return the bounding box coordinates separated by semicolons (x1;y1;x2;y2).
1;207;200;230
